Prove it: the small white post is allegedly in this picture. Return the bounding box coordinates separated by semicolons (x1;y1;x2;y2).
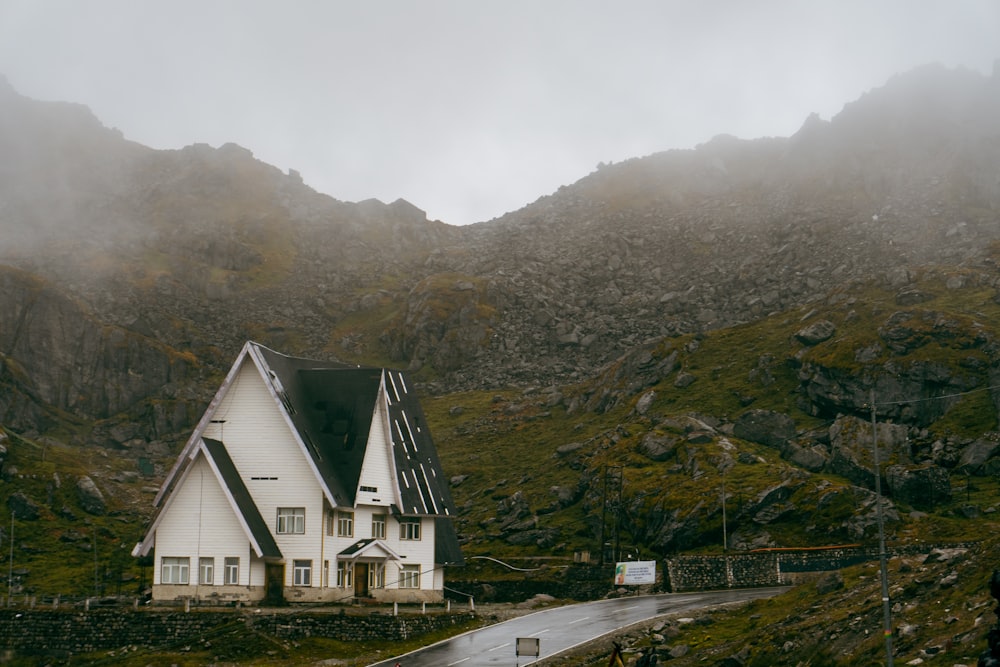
84;598;90;611
447;599;451;612
393;601;398;616
469;596;475;612
184;598;191;613
421;601;426;614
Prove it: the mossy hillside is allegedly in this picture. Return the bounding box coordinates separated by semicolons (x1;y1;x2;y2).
580;535;1000;667
423;270;1000;560
2;431;151;598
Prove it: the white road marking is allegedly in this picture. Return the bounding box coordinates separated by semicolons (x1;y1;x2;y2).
488;643;511;652
447;659;470;666
568;616;590;624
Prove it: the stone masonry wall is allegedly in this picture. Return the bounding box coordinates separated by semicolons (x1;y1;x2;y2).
0;607;475;658
667;547;882;591
665;544;974;591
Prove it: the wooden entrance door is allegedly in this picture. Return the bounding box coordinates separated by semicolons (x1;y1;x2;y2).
264;563;285;605
354;563;369;598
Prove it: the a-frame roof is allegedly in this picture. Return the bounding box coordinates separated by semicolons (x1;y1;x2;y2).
338;538;403;561
202;438;281;559
132;437;281;559
139;341;462;563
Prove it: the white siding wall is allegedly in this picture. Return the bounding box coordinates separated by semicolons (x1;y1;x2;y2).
200;360;326;589
386;516;436;590
154;456;252;588
355;397;395;507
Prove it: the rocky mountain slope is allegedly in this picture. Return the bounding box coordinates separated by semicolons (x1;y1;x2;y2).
3;61;1000;664
2;62;1000;433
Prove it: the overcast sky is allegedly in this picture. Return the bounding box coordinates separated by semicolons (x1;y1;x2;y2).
1;1;997;225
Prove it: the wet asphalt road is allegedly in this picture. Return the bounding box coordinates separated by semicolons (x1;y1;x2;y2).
365;587;787;667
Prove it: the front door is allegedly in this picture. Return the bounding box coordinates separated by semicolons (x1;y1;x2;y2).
354;563;369;598
264;563;286;606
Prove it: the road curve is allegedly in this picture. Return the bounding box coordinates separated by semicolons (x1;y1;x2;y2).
365;587;787;667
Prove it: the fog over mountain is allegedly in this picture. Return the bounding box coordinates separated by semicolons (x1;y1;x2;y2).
1;61;999;435
2;1;997;224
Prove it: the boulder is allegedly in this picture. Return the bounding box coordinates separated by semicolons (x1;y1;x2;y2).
7;491;40;521
885;464;951;508
733;409;796;451
76;475;107;515
795;319;836;345
638;432;680;462
955;436;1000;475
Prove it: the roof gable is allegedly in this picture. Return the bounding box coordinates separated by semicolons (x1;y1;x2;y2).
133;438;282;560
139;341;461;559
201;438;281;559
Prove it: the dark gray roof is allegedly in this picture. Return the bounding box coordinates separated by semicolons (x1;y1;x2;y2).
203;437;282;559
253;344;458;522
434;517;465;566
254;344;377;507
382;368;458;519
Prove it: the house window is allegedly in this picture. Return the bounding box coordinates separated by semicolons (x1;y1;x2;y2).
360;485;378;493
337;511;354;537
199;557;214;585
293;560;312;586
399;518;421;541
336;561;353;587
277;507;305;534
399;564;420;589
161;557;189;585
369;563;385;589
323;560;330;587
372;514;386;539
224;557;239;585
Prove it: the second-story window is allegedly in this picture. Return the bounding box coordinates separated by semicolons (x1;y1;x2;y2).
399;517;421;541
337;511;354;537
372;513;386;539
277;507;305;534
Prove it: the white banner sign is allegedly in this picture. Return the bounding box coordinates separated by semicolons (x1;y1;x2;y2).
614;560;656;585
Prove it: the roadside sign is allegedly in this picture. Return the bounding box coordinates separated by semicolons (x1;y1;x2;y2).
614;560;656;585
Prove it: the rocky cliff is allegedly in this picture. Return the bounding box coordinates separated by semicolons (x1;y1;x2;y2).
1;63;999;447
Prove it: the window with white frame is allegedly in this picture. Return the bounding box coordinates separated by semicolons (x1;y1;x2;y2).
199;557;214;585
323;560;330;587
369;563;385;589
224;557;239;585
337;511;354;537
161;557;190;584
399;564;420;589
399;517;421;540
371;513;386;539
336;561;353;587
293;560;312;586
277;507;305;534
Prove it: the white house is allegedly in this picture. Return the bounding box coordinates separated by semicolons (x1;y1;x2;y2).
132;341;464;604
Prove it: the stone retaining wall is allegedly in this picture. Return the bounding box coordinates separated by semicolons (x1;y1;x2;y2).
666;543;975;591
0;607;475;659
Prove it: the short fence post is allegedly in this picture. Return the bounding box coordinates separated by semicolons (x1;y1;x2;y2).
84;598;90;611
469;596;474;612
184;598;190;613
393;601;398;616
447;599;451;612
421;601;426;614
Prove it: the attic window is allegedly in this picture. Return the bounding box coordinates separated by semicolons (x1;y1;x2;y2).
360;485;378;493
